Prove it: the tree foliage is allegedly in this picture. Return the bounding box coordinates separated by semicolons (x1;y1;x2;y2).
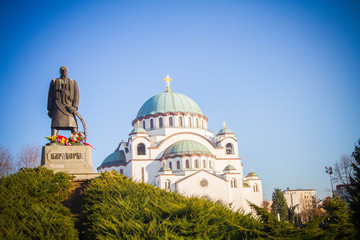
271;188;288;221
0;167;77;239
348;139;360;238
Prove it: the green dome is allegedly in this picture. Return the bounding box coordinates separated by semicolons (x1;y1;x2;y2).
246;171;258;178
136;91;203;119
223;164;237;171
131;126;148;134
159;165;172;172
163;140;211;158
100;150;126;168
217;127;233;135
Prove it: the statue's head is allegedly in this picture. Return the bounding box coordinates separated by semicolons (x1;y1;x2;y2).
60;66;68;76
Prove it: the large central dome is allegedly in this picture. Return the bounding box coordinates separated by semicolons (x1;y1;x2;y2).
136;91;203;119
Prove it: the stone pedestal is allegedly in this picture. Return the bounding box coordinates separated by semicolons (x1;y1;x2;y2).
41;144;98;180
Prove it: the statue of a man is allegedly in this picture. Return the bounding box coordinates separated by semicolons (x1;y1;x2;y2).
47;66;79;136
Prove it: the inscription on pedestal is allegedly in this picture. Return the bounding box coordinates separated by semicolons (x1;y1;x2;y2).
41;145;94;174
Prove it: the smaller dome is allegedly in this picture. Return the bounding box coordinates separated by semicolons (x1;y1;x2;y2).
246;171;258;178
217;127;233;135
159;165;172;172
130;126;148;134
163;140;211;158
223;164;237;171
100;150;126;168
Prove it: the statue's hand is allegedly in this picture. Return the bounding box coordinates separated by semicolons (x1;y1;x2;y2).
67;106;76;113
48;111;53;118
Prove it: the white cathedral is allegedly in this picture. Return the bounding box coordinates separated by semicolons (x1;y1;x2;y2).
97;75;263;212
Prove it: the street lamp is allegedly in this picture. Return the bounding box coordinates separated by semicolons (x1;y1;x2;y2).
325;166;334;197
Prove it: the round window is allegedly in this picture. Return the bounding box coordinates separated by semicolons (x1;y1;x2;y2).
200;179;208;188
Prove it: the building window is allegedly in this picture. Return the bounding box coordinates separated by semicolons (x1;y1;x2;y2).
185;160;190;169
226;143;233;155
142;121;146;129
231;178;237;188
253;183;259;192
169;117;173;127
200;179;208;188
159;118;163;128
209;161;212;169
194;159;199;168
196;118;199;128
165;179;171;189
120;169;123;175
169;162;172;170
179;117;183;127
137;143;146;155
141;167;145;182
202;159;206;168
150;119;154;129
188;117;192;127
177;160;180;169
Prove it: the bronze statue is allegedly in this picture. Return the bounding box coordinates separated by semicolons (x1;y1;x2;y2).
47;66;79;136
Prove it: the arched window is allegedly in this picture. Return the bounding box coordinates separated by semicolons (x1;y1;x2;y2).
169;162;172;170
137;143;146;155
226;143;233;155
231;178;237;188
253;183;259;192
177;161;180;169
159;118;163;128
196;118;199;128
209;160;212;169
165;179;171;189
202;159;206;168
169;117;173;127
179;117;183;127
150;119;154;129
188;117;192;127
120;169;124;175
185;160;190;169
194;159;199;168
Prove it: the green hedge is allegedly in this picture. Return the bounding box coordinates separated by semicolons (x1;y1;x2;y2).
0;167;78;240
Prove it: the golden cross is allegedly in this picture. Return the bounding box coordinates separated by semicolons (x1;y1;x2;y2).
163;74;172;92
223;121;226;129
137;120;140;127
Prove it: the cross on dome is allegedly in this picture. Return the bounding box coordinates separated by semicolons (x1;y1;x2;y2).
163;74;172;92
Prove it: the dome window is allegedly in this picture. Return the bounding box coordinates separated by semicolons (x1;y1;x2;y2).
150;119;154;129
202;159;206;168
188;117;192;127
196;118;199;128
176;160;180;169
120;169;124;175
169;117;173;127
142;121;146;129
185;160;190;169
169;162;172;170
159;118;163;128
209;160;212;169
137;143;146;155
194;159;199;168
226;143;234;155
179;117;183;127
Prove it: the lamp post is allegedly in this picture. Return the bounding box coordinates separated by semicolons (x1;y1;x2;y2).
325;166;334;197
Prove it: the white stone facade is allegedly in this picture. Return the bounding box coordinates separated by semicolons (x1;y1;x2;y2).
98;84;263;212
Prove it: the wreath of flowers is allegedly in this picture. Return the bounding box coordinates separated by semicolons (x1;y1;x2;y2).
45;132;94;148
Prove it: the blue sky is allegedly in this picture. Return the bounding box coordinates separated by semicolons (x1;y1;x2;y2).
1;0;359;200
